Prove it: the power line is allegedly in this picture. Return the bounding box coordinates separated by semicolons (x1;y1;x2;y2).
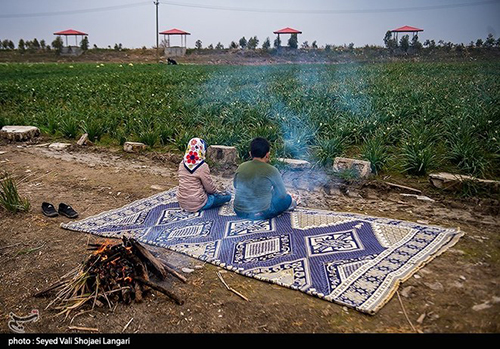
0;1;151;18
0;0;498;18
162;0;500;14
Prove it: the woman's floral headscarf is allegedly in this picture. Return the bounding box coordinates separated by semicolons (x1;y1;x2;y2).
183;137;207;173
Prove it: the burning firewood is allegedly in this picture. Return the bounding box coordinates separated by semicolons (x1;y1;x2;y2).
34;237;184;318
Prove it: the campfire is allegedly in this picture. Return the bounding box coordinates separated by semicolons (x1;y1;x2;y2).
34;237;185;318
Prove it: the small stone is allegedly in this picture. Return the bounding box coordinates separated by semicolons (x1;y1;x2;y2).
181;267;194;273
346;189;362;198
416;313;426;324
450;281;464;288
448;249;466;255
77;133;93;146
424;281;444;292
333;157;372;179
400;286;415;298
428;312;440;320
48;142;71;150
400;193;435;202
150;185;166;191
472;302;492;311
123;142;147;153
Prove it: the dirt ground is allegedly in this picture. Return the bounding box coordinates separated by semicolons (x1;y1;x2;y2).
0;137;499;335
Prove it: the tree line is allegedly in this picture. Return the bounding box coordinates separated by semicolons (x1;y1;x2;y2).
193;33;302;51
193;32;500;54
2;32;500;54
0;36;129;54
383;31;500;53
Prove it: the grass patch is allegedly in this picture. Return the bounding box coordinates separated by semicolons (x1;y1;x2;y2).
0;172;31;213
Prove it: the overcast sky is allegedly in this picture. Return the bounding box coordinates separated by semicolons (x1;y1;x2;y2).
1;0;499;49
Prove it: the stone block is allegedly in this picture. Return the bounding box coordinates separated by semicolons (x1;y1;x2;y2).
206;145;238;166
429;172;499;192
276;158;311;170
0;126;40;141
333;157;372;179
123;142;147;153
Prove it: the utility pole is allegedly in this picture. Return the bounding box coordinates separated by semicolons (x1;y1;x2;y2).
154;0;159;63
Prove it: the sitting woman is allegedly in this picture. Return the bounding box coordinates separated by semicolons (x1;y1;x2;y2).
177;137;231;212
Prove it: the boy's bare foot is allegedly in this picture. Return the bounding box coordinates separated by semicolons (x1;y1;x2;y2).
290;193;301;206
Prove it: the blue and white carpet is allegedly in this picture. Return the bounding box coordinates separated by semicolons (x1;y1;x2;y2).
61;188;463;315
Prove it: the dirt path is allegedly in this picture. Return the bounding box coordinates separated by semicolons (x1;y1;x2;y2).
0;141;498;334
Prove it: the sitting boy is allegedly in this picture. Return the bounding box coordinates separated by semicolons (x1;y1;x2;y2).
233;137;297;220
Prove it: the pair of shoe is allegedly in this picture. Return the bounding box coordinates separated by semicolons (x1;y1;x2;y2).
42;202;78;218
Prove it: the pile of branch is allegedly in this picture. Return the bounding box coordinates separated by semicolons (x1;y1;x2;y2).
34;237;185;318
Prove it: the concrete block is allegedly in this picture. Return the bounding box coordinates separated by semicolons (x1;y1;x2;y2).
333;157;372;179
206;145;238;166
0;126;40;141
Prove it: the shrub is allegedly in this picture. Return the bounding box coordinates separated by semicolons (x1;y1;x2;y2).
312;136;345;167
400;123;440;176
60;117;80;139
158;126;176;146
0;172;30;213
138;129;158;147
81;118;106;142
175;131;193;152
361;136;389;174
401;141;436;176
448;134;488;177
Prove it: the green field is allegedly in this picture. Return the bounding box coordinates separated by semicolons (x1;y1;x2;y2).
0;61;499;179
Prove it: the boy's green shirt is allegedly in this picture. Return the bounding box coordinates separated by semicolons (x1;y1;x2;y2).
233;159;287;213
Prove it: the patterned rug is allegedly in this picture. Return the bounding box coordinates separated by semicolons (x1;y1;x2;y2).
61;188;463;315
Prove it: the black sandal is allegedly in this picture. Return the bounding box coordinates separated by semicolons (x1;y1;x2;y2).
42;202;58;217
58;203;78;218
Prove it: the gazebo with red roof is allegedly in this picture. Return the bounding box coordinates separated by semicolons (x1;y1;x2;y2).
53;29;88;47
273;27;302;48
159;28;190;49
390;25;423;41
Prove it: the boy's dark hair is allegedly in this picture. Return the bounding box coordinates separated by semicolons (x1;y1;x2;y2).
250;137;270;158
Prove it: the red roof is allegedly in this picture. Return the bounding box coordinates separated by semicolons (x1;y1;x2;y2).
273;27;302;34
391;26;423;32
159;28;190;35
53;29;88;36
